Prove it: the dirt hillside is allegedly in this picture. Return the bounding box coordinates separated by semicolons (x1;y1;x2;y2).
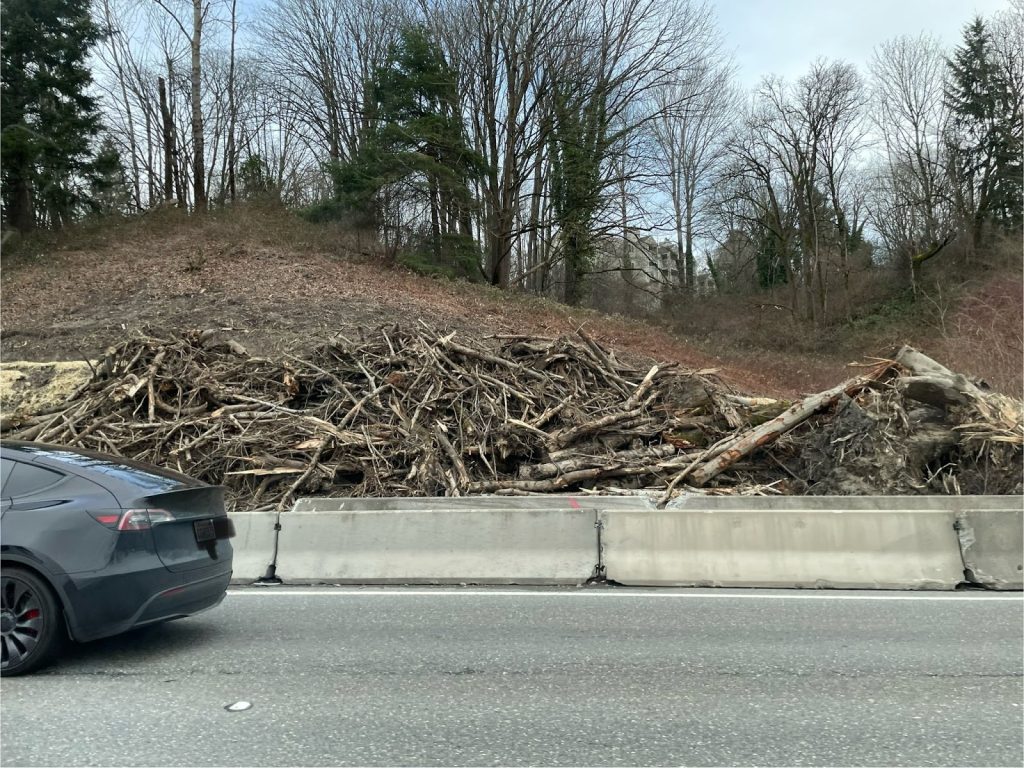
1;205;1019;399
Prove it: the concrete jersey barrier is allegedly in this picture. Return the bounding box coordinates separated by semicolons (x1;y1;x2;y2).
601;496;1017;590
228;511;278;582
290;496;655;513
954;498;1024;590
226;495;1022;590
276;497;638;583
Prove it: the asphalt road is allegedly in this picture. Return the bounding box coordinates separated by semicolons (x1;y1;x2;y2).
1;587;1021;767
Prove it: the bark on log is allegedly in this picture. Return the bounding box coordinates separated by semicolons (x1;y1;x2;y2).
624;365;660;410
896;345;986;407
519;444;677;480
434;423;470;488
469;461;675;494
900;376;974;408
547;408;642;449
687;375;874;487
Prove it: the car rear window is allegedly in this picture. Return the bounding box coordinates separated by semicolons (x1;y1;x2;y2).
30;450;199;494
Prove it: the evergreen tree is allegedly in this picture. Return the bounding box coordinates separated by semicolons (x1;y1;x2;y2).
1;0;111;231
332;25;485;277
944;16;1023;244
238;154;274;200
87;138;131;217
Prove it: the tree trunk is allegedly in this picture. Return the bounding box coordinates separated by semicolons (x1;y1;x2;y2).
459;176;473;241
117;77;141;208
672;180;684;291
144;102;156;205
226;0;237;202
684;216;694;292
429;174;441;261
684;177;697;291
526;146;544;293
563;233;582;305
9;176;34;233
100;0;142;210
489;212;513;287
190;0;206;212
158;77;174;201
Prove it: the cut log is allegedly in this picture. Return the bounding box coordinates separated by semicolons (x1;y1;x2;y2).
900;376;974;408
518;444;677;480
469;461;674;494
547;408;642;450
686;375;874;487
624;365;660;410
434;423;470;488
895;345;992;409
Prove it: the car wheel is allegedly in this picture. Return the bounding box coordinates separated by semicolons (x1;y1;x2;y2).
1;567;61;676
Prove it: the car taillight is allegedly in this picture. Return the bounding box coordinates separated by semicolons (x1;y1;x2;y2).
88;508;174;530
118;508;175;530
89;513;122;527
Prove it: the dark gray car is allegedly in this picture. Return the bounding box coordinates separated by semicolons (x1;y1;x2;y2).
0;441;234;675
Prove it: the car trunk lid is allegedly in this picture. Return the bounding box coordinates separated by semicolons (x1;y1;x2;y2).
140;486;234;573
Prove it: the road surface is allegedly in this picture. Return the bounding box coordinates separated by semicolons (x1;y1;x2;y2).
2;587;1021;767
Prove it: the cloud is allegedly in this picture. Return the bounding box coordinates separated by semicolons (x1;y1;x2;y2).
716;0;1014;87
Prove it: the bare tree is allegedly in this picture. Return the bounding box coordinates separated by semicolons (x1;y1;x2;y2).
814;63;869;321
154;0;209;211
96;0;144;209
651;53;736;292
721;61;867;323
541;0;720;302
225;0;237;201
718;99;801;309
256;0;403;177
435;0;577;287
868;33;952;287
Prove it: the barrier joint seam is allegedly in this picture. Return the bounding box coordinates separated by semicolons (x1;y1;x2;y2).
588;513;606;583
256;509;284;585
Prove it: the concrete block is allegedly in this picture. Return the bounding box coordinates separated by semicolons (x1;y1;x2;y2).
602;497;970;589
278;502;603;583
229;511;278;583
956;501;1024;590
292;495;654;513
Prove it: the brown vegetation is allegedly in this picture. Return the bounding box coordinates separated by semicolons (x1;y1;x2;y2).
3;206;1020;401
1;206;803;398
2;324;1018;510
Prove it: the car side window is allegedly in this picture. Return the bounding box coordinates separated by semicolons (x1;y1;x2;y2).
5;461;66;499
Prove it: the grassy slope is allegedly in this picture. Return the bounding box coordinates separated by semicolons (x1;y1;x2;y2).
2;204;1020;399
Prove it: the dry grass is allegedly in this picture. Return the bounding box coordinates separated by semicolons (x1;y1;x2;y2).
927;274;1023;397
1;205;797;397
663;251;1023;399
2;206;1019;401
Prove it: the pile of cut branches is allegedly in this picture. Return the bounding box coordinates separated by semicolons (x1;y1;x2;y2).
2;327;1020;509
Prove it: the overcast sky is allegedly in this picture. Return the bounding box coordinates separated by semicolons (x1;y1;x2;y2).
717;0;1014;88
232;0;1013;85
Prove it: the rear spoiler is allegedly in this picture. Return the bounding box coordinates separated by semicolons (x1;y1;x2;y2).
137;485;227;519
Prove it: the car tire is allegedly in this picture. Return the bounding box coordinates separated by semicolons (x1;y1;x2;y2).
1;567;62;676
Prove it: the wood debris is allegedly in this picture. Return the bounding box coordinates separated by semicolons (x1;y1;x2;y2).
2;328;1020;510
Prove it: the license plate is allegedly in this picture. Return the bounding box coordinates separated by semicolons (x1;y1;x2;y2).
194;519;216;543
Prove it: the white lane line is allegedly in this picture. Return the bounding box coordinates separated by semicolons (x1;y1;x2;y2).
226;589;1023;601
